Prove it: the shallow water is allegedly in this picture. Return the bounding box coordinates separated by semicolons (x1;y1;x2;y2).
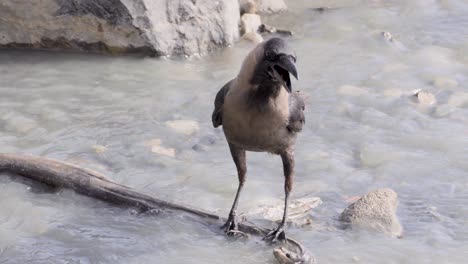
1;0;468;263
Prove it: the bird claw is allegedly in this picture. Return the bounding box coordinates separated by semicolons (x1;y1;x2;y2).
263;224;286;243
226;229;249;239
222;214;238;235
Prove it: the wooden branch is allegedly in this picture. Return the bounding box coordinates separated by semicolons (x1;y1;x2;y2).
0;153;314;263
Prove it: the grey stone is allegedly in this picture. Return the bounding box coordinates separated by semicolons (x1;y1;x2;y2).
240;0;257;14
241;0;287;14
340;188;403;238
0;0;240;57
240;13;262;35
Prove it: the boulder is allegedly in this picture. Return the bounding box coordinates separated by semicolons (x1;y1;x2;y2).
240;0;257;14
0;0;240;57
340;188;403;238
240;13;262;35
240;0;286;14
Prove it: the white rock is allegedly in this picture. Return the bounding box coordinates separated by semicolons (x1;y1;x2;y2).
165;120;200;135
240;31;263;43
240;13;262;35
340;188;403;238
414;90;436;105
252;0;287;14
247;196;322;222
0;0;240;57
91;145;107;154
240;0;257;14
145;139;176;158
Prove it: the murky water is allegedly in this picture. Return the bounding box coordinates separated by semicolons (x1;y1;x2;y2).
1;0;468;263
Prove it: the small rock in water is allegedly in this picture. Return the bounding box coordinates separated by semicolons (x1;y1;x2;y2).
258;24;293;36
241;31;264;43
414;90;437;105
240;13;262;35
145;139;176;158
340;188;403;238
251;0;287;14
247;196;322;222
240;0;257;14
165;120;200;135
91;145;107;154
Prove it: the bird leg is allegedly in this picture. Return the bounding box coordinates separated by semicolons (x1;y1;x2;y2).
264;151;294;242
223;144;247;236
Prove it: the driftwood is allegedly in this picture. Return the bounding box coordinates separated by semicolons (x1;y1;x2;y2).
0;153;314;264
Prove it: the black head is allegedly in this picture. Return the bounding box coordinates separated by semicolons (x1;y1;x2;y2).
251;38;298;93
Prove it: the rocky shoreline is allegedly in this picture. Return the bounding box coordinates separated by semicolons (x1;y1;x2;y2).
0;0;290;57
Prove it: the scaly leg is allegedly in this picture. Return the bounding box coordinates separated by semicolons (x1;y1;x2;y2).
264;150;294;242
223;143;247;235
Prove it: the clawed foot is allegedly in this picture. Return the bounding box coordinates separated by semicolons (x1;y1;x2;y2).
263;224;286;242
222;214;248;238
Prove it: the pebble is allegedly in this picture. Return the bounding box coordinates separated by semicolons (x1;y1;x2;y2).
165;120;200;135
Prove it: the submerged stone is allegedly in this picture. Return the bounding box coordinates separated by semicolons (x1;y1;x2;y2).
340;188;403;238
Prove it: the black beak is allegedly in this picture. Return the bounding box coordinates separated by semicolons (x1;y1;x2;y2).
273;54;298;93
279;55;298;80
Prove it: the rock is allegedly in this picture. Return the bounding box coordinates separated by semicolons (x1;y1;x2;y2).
0;0;240;57
247;196;322;225
240;13;262;35
240;31;263;43
340;188;403;238
414;90;437;105
145;139;176;157
247;0;287;14
165;119;200;135
240;0;257;14
91;145;107;154
258;24;293;36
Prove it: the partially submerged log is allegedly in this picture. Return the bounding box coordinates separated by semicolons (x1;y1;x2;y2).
0;153;314;264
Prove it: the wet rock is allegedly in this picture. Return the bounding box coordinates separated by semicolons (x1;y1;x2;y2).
247;196;322;225
258;24;293;36
165;119;200;135
145;139;176;158
241;31;264;43
0;0;240;57
414;90;437;105
91;145;107;154
240;0;257;14
340;188;403;238
247;0;287;14
240;13;262;35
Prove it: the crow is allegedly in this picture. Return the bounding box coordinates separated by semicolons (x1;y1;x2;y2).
212;38;305;242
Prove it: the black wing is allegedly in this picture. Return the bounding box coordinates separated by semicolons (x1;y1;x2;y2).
212;79;233;128
287;91;305;133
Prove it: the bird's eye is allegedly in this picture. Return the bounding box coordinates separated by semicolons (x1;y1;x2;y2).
265;49;278;61
289;55;297;63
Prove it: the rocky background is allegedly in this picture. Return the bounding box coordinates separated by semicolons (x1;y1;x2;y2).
0;0;287;57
